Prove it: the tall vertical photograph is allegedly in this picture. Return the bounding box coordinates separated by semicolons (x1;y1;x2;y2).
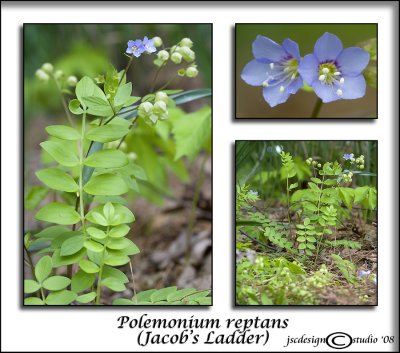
23;24;212;306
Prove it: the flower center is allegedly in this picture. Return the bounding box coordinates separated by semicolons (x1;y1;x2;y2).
263;57;299;93
318;62;344;96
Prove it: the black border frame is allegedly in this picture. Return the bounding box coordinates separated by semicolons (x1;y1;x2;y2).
234;23;378;120
234;139;378;307
22;22;214;308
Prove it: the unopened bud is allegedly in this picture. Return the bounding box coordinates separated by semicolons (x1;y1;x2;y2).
41;63;53;74
54;70;65;80
152;36;163;47
178;46;195;62
157;50;169;61
180;37;193;48
153;100;167;115
138;102;153;117
171;52;182;64
67;76;78;87
35;69;49;82
178;69;186;77
155;91;168;104
186;66;198;78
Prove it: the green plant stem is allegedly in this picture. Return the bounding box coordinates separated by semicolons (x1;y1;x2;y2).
185;153;208;263
316;175;325;216
129;260;137;304
311;98;323;118
78;111;87;232
95;229;108;305
52;75;75;127
150;63;167;92
286;177;292;224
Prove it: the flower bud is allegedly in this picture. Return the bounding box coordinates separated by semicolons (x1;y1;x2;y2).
348;172;353;177
178;69;186;77
356;158;360;164
154;100;167;113
180;37;193;48
186;66;198;78
67;75;78;87
41;62;53;74
54;69;65;80
170;52;182;64
155;91;169;104
359;165;364;169
312;161;317;166
138;102;153;118
157;50;169;61
127;152;137;161
35;69;49;82
119;141;128;151
178;46;195;62
306;160;311;165
152;36;163;47
317;163;321;168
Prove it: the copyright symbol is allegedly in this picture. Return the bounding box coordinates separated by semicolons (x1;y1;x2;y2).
326;332;353;349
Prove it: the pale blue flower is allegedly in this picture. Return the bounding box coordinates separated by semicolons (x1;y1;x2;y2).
241;35;303;107
126;39;145;57
142;36;156;54
298;32;370;103
343;153;354;160
357;270;371;280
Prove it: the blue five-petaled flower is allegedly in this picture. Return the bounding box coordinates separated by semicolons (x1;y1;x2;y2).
241;32;370;107
126;36;157;58
298;32;370;103
241;35;303;107
343;153;354;161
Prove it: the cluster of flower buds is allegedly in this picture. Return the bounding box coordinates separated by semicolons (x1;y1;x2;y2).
152;36;199;79
305;157;321;168
35;62;78;87
138;91;169;125
341;171;353;183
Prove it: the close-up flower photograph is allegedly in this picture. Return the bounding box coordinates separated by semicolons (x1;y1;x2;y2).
236;24;377;119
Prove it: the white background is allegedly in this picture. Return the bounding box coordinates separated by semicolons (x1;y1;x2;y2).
1;2;398;352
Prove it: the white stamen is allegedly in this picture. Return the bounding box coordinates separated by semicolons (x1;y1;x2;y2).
269;63;274;70
322;68;329;74
336;89;343;96
279;85;284;93
319;74;326;81
334;71;341;76
262;80;269;87
283;67;291;72
291;73;296;80
340;77;345;84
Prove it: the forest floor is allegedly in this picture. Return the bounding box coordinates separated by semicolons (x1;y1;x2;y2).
236;200;377;306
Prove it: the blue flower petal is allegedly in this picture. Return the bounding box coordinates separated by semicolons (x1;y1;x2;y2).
341;75;366;99
282;38;301;60
312;81;341;103
287;77;303;94
298;54;319;85
252;35;286;62
241;59;268;86
262;84;291;107
314;32;343;61
337;47;370;76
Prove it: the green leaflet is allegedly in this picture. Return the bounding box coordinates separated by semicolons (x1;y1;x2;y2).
60;235;85;256
42;276;71;291
76;292;97;304
114;82;132;107
86;125;130;143
71;270;95;293
84;149;128;168
101;277;126;292
24;185;49;210
84;173;128;196
40;140;79;167
45;290;77;305
34;255;53;283
172;106;211;161
79;259;100;273
24;297;45;305
24;279;41;293
36;168;78;193
45;125;80;141
35;202;81;225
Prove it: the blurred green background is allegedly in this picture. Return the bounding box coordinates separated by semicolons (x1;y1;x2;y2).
236;24;377;118
24;24;211;121
236;140;377;204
